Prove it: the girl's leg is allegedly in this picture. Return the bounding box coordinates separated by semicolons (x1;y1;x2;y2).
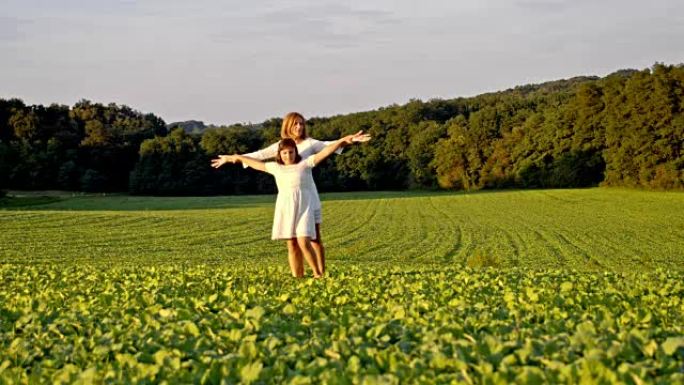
311;224;325;274
297;237;322;278
286;239;304;278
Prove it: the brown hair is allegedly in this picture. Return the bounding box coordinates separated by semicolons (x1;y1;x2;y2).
280;112;307;140
275;138;302;165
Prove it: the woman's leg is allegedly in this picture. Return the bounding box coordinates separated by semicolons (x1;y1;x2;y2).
286;239;304;277
297;237;322;278
311;224;325;274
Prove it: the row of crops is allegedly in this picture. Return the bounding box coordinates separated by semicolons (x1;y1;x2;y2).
1;189;683;271
2;264;683;384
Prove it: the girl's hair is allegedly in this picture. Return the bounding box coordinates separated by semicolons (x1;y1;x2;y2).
275;138;302;165
280;112;307;139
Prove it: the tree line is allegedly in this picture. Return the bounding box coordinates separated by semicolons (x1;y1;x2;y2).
1;63;682;195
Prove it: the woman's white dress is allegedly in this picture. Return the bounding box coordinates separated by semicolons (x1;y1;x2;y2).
264;156;318;240
243;138;342;225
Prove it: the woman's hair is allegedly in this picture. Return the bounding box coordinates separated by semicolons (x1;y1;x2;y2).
275;138;302;165
280;112;307;139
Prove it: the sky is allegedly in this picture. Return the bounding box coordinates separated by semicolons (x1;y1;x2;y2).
2;0;683;126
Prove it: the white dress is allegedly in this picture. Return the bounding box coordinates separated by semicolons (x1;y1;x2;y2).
243;138;342;224
265;156;318;240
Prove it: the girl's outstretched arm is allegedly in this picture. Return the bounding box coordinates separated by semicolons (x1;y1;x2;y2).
309;131;371;153
211;154;267;172
239;141;279;168
213;142;279;170
311;135;356;167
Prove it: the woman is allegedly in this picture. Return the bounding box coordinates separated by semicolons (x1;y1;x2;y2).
212;136;354;277
212;112;370;276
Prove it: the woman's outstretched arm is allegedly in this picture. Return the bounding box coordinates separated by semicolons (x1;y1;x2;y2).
211;154;267;172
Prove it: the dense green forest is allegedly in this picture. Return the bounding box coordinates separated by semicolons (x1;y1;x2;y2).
1;63;682;195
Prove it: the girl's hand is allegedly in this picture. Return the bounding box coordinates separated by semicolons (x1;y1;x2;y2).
350;130;371;143
210;155;238;168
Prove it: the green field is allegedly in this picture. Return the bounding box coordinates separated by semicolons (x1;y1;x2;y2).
1;189;683;384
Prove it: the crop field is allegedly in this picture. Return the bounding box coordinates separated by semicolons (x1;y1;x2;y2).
1;188;683;384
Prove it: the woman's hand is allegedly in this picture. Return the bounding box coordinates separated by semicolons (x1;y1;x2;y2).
210;155;238;169
340;134;356;145
337;131;370;148
350;130;371;143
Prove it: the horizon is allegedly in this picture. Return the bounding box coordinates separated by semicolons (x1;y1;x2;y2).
2;64;671;128
2;0;683;126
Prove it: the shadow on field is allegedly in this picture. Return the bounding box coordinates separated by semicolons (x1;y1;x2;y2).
319;189;538;202
0;192;274;211
0;189;543;211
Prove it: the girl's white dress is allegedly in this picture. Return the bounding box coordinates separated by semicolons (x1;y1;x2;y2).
265;156;318;240
243;138;342;224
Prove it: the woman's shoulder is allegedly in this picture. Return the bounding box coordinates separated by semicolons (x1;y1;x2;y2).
300;137;324;145
298;137;326;154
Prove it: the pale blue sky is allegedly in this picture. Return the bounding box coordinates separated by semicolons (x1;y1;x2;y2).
2;0;683;125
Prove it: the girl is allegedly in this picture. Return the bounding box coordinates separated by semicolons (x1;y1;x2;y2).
211;135;357;277
215;112;369;276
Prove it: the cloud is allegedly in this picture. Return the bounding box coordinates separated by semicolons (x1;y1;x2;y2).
0;17;29;42
514;0;573;13
210;3;400;50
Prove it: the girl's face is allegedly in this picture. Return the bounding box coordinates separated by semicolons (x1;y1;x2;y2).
279;146;297;165
291;117;305;139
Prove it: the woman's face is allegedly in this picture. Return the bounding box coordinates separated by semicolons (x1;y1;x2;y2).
279;146;297;165
291;117;305;139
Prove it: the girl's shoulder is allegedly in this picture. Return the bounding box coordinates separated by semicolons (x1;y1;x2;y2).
268;161;308;171
264;161;282;174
